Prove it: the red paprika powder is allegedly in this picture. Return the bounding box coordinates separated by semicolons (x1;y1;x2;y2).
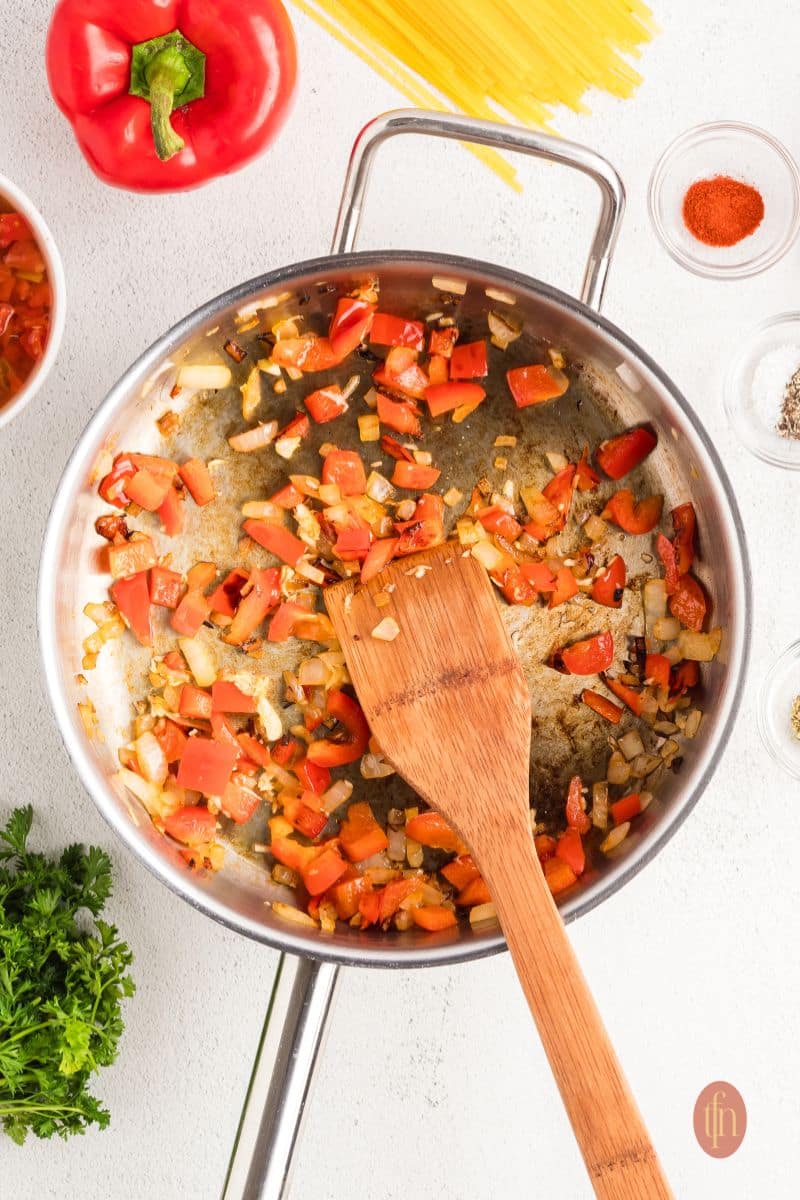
682;175;764;247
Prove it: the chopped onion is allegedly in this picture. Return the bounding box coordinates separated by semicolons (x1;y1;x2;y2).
413;449;433;466
487;309;522;349
272;864;300;889
456;518;484;546
242;500;283;520
298;657;329;686
295;560;326;585
275;436;301;460
363;387;378;410
545;451;569;473
228;421;279;452
387;826;406;862
271;901;318;927
240;367;262;421
395;498;416;521
683;709;702;738
372;617;400;641
406;837;423;869
592;781;609;830
548;348;566;369
443;487;463;508
341;374;360;401
178;636;217;688
432;274;467;295
361;752;395;779
618;730;645;761
677;627;722;662
366;471;395;503
272;317;301;340
469;901;498;925
600;822;630;854
471;541;509;572
606;750;631;786
630;753;661;778
321;779;353;814
115;768;166;818
643;579;667;625
177;363;232;390
358;413;380;442
653;616;681;641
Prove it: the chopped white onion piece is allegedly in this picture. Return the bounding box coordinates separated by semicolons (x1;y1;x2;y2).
653;616;680;641
432;275;467;295
135;731;168;786
242;500;283;520
358;413;380;442
228;421;279;452
240;366;262;422
341;374;360;401
371;617;400;641
600;822;630;854
545;451;569;473
365;470;395;503
471;540;508;571
677;627;722;662
643;579;668;626
606;750;631;786
177;363;232;390
443;487;463;508
271;902;318;927
178;636;217;688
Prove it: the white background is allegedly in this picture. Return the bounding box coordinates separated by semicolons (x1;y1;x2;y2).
0;2;796;1197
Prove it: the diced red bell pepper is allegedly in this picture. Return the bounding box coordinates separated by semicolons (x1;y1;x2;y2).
283;794;328;840
0;212;31;246
108;535;157;579
271;835;315;874
149;566;185;609
543;465;576;523
548;566;579;609
478;506;522;542
361;537;399;583
329;874;373;921
109;571;152;645
376;391;422;436
163;649;187;672
280;412;313;443
244;519;305;566
271;736;303;766
535;835;557;862
457;877;492;907
413;493;444;523
601;490;663;535
179;685;213;720
507;364;568;407
272;334;341;373
611;794;643;825
302;845;349;896
339;801;389;862
373;347;429;400
544;857;578;895
391;460;441;490
226;567;281;645
221;781;261;825
164;805;217;847
208;569;250;617
519;561;557;592
211;713;244;756
294;757;331;795
603;674;646;717
270;482;304;509
328;297;374;358
322;449;367;495
211;681;257;713
179;458;215;506
429;326;459;357
170;590;211;636
425;381;485;418
267;600;314;642
565;775;591;834
671;503;696;574
157;485;184;536
555;828;585;876
558;631;614;675
656;533;680;595
441;854;480;891
591;555;626;608
370;312;425;351
669;574;707;632
450;340;488;380
645;653;671;690
581;689;623;724
306;690;370;767
494;565;537;607
4;239;45;273
427;354;448;385
394;517;444;556
304;385;349;424
154;718;188;764
411;905;457;931
186;562;217;592
575;446;600;492
405;810;461;852
238;733;272;768
125;469;171;512
334;527;372;561
595;427;657;480
358;889;383;929
176;738;239;796
671;660;699;695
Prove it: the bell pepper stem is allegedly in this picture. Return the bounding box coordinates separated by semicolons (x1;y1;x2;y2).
129;31;206;163
147;69;186;161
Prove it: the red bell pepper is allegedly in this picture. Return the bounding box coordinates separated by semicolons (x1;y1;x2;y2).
450;340;488;379
149;565;185;608
610;794;643;825
495;565;537;607
404;811;461;852
176;738;238;796
601;490;663;535
125;468;171;511
591;555;626;608
372;347;429;400
361;537;399;583
306;690;370;767
328;297;374;358
110;571;152;645
244;519;305;566
170;588;211;636
519;561;556;593
208;569;249;617
221;781;260;825
304;386;349;424
645;653;671;690
46;0;296;191
412;906;457;931
548;566;578;609
565;775;591;834
457;877;492;907
429;327;458;357
656;533;680;595
225;567;281;644
669;574;707;631
595;426;657;480
294;757;331;795
555;828;585;876
322;450;367;496
376;391;422;436
507;364;568;407
179;458;215;506
179;684;213;720
333;527;371;562
602;674;646;717
425;381;486;418
154;717;188;763
302;845;348;897
671;503;697;573
158;484;184;535
557;631;614;676
581;689;623;724
390;460;441;490
370;313;425;351
339;801;389;863
211;680;257;713
479;506;523;542
164;805;216;846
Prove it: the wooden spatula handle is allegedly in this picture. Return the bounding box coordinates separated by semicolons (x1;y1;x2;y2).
481;822;673;1200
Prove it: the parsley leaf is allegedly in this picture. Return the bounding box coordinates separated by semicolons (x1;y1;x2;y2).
0;807;135;1144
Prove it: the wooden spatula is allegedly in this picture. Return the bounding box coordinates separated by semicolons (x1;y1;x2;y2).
325;541;672;1200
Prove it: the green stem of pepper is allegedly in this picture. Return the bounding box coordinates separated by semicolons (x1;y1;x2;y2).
129;31;206;163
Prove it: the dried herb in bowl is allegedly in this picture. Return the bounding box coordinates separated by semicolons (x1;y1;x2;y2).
0;806;134;1144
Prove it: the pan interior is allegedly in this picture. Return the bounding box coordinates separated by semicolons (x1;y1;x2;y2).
41;252;749;968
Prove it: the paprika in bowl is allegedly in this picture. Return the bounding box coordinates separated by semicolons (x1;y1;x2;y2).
648;121;800;279
0;174;65;430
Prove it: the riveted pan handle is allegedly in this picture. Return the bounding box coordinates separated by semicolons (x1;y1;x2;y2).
331;108;625;311
222;956;339;1200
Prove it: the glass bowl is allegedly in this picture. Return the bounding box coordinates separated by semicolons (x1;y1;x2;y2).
758;640;800;780
0;172;66;431
724;312;800;469
648;121;800;278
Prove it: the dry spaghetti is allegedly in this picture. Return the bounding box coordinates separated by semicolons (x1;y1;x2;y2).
292;0;656;188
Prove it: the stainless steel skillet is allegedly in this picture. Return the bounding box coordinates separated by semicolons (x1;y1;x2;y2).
38;111;751;1199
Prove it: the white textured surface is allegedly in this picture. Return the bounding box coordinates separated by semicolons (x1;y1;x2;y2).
1;2;798;1198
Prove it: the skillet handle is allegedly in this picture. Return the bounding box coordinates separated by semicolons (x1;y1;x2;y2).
331;108;625;312
222;955;340;1200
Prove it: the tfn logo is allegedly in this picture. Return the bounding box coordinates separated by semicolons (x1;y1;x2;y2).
693;1081;747;1158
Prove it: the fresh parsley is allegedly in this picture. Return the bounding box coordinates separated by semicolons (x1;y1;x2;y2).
0;805;134;1144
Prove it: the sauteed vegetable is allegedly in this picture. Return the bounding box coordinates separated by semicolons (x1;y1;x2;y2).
0;204;52;412
83;285;720;933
